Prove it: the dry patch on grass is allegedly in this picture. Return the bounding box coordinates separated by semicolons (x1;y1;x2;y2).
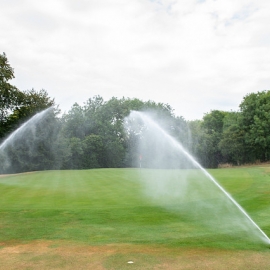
0;241;270;270
153;248;270;270
0;240;110;270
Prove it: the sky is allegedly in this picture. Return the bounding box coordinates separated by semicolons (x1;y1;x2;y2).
1;0;270;120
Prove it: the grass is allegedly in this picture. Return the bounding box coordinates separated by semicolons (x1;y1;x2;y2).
0;167;270;269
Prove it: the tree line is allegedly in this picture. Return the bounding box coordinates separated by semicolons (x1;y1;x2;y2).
1;52;270;173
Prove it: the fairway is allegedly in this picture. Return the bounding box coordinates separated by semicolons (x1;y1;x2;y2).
0;167;270;269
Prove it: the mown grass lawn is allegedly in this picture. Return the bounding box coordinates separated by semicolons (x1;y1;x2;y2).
0;167;269;269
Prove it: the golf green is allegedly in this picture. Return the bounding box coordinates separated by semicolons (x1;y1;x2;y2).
0;168;269;250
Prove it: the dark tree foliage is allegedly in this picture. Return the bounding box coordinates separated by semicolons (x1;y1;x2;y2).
0;53;25;139
0;54;57;173
0;53;55;143
239;91;270;162
59;96;178;169
2;52;270;171
199;110;227;168
4;90;270;172
0;108;61;173
6;89;55;135
218;112;246;165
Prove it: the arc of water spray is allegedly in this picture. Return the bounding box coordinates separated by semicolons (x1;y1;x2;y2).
131;111;270;244
0;107;54;152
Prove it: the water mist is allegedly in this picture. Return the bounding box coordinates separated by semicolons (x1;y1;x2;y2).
124;110;270;245
0;107;55;173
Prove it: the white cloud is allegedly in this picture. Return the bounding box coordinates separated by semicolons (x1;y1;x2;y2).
1;0;270;119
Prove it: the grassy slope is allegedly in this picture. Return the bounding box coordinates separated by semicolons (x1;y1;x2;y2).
0;168;270;269
211;167;270;237
0;168;269;251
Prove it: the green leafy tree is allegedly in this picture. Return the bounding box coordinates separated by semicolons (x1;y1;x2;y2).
0;108;61;173
6;89;55;133
200;110;227;167
82;134;104;168
0;53;58;173
218;112;246;165
0;53;24;139
0;53;55;142
187;120;205;164
63;137;85;169
62;103;86;139
239;90;270;162
95;97;129;168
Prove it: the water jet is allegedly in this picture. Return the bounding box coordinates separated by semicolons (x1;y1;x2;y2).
0;107;54;152
0;107;54;173
125;110;270;245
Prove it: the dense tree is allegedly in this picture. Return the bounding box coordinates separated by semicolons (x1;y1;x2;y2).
239;91;270;162
187;120;206;164
218;112;246;165
199;110;226;167
82;134;104;168
58;96;183;169
0;108;61;173
0;53;25;139
5;89;55;136
0;53;55;142
3;52;270;171
62;103;86;139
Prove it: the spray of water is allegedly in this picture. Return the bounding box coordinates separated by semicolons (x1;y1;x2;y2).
126;110;270;244
0;107;53;152
0;107;54;173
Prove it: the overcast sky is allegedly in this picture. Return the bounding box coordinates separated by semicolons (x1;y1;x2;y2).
1;0;270;120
